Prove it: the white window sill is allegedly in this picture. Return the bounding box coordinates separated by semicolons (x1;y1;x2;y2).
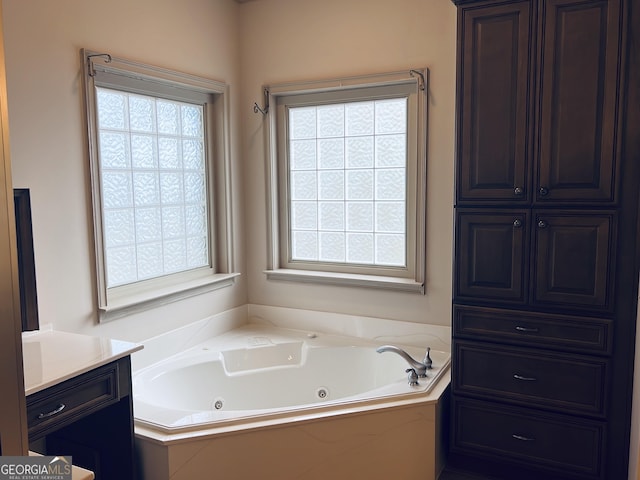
264;269;424;294
99;272;240;323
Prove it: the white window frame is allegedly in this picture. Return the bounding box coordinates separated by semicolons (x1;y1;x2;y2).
82;49;237;321
263;70;427;293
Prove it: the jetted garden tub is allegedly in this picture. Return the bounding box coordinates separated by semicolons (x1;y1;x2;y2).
134;323;451;480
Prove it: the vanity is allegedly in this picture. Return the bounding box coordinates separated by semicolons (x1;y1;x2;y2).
23;329;142;480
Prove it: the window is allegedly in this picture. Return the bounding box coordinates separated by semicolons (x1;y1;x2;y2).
265;70;427;292
83;50;237;321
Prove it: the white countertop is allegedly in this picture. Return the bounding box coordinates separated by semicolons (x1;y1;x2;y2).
23;329;143;396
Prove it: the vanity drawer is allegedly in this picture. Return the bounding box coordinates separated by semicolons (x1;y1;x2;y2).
453;305;612;354
453;341;608;416
27;362;120;440
452;398;606;479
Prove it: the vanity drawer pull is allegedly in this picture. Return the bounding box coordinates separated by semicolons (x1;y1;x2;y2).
512;434;535;442
515;326;539;333
37;403;66;419
513;374;537;382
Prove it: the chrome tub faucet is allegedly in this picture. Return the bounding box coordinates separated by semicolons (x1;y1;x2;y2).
376;345;433;378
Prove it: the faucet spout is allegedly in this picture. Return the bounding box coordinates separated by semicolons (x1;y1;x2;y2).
376;345;429;377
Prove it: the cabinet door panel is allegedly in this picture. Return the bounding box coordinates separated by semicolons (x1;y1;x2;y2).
456;210;528;302
533;211;615;310
457;1;532;203
536;0;621;203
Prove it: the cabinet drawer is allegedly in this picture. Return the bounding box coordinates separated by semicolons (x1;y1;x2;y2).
453;341;608;416
453;305;612;354
27;362;120;440
452;398;605;479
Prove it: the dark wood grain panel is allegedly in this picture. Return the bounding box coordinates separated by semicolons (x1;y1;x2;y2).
536;0;621;202
532;211;616;310
454;341;608;415
452;398;606;479
457;1;532;203
453;305;613;354
456;210;528;302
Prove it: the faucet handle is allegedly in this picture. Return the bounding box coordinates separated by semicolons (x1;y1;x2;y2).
406;368;419;386
423;347;432;370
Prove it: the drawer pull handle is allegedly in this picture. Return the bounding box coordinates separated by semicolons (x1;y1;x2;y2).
512;434;535;442
38;403;66;419
515;326;539;333
513;374;537;381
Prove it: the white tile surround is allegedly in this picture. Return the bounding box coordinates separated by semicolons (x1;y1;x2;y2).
248;304;452;352
132;304;451;372
132;305;451;480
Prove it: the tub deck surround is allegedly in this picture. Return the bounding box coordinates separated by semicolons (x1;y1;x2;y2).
133;324;450;433
136;372;451;480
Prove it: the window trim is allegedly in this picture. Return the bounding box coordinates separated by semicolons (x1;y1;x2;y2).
263;69;427;293
82;49;237;321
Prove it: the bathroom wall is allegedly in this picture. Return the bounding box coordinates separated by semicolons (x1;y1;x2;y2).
239;0;457;326
1;0;247;341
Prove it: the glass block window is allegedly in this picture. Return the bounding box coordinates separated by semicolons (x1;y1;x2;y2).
83;50;235;320
269;72;427;289
288;98;408;266
96;88;209;287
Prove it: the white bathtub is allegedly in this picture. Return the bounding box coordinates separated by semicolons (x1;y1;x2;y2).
133;319;451;480
133;324;450;433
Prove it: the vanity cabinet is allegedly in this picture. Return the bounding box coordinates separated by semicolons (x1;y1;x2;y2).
450;0;637;478
27;356;136;480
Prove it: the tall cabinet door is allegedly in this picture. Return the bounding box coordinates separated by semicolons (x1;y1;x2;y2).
455;210;529;303
457;1;533;203
532;211;616;310
536;0;622;203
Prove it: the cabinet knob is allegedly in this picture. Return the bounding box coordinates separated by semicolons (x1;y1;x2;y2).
537;220;547;228
512;434;535;442
514;187;524;196
538;186;549;196
513;219;522;228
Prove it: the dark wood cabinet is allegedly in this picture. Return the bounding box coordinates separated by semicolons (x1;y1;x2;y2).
455;210;528;302
27;357;136;480
454;340;609;416
536;0;621;204
453;305;613;355
457;0;621;206
532;211;616;310
450;0;638;478
453;398;606;479
456;210;616;310
457;1;533;203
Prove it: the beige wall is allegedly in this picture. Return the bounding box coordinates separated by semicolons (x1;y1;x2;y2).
3;0;458;341
1;0;247;341
239;0;457;325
